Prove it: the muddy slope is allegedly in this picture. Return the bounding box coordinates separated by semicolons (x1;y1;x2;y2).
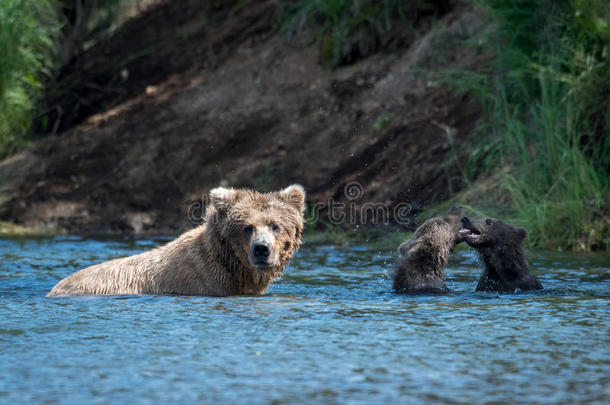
0;1;485;234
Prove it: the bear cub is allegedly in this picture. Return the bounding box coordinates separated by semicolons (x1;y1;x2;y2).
393;205;463;294
460;216;543;292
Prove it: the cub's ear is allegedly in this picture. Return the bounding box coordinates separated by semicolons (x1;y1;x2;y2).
446;205;461;216
209;187;238;211
397;241;411;256
278;184;306;213
516;227;527;241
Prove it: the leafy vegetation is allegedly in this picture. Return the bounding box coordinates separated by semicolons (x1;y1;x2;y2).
450;0;610;251
0;0;161;159
303;222;414;251
0;0;59;158
1;0;608;251
282;0;449;67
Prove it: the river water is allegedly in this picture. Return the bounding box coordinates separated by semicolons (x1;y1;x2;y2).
1;235;608;404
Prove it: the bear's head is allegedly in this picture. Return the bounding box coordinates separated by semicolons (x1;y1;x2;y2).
460;216;527;248
433;204;463;243
208;185;306;272
398;205;462;257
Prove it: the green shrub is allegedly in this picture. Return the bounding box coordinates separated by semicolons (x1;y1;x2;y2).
453;0;610;251
281;0;409;67
0;0;58;158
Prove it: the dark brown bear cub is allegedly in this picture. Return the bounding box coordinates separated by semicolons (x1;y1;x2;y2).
393;206;463;294
460;216;543;292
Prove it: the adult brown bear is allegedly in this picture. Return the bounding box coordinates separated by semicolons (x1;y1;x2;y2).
47;185;306;297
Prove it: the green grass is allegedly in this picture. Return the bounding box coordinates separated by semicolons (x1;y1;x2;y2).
0;220;63;237
301;203;412;249
281;0;409;67
447;0;610;251
302;222;413;251
0;0;59;158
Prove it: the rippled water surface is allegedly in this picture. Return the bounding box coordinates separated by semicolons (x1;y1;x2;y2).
1;236;609;404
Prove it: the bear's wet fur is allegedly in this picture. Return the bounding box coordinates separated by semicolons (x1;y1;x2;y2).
47;185;306;297
393;205;463;294
460;216;543;292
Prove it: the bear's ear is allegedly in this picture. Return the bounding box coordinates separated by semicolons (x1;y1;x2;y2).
446;205;461;216
209;187;239;211
278;184;306;213
516;227;527;241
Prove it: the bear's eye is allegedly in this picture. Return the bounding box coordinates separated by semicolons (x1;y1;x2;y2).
486;219;492;225
270;222;280;233
244;225;254;235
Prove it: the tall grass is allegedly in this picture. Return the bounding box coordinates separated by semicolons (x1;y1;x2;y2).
281;0;409;67
0;0;59;158
456;0;610;251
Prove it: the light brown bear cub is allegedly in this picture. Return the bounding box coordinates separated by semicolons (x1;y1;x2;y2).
47;185;306;297
393;206;463;294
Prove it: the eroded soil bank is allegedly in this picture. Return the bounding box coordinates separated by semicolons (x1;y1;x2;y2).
0;0;485;234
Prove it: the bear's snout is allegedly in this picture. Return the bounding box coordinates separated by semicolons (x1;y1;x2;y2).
252;243;270;260
460;216;482;237
249;236;277;268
